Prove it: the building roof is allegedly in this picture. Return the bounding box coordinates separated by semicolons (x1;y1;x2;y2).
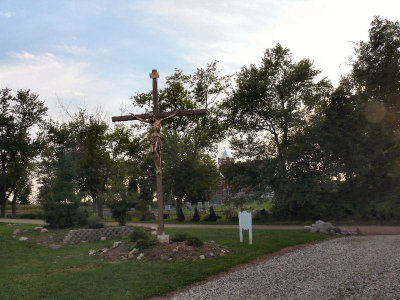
221;150;230;159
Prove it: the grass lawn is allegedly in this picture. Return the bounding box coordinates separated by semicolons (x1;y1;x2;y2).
0;223;328;299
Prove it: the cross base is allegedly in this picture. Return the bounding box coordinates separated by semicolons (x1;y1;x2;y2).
157;234;169;243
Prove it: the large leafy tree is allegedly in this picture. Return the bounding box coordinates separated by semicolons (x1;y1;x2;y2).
222;45;331;211
131;62;229;208
0;89;47;217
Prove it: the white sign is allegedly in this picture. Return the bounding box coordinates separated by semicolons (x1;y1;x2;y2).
238;211;252;244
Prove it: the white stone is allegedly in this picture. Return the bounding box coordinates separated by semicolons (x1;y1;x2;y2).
34;226;43;231
40;228;48;233
137;253;144;260
88;250;96;256
7;223;11;226
210;252;215;257
112;241;122;249
151;231;157;235
310;224;318;233
157;234;169;243
19;237;28;241
100;236;106;241
173;248;178;253
128;253;135;259
199;255;205;260
221;250;226;253
13;229;21;235
129;248;139;255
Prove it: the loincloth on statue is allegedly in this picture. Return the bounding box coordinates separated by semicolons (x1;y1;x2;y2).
150;135;163;151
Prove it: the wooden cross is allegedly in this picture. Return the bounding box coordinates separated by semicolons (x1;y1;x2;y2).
112;69;206;241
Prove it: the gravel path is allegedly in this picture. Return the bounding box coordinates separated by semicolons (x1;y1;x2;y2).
171;236;400;300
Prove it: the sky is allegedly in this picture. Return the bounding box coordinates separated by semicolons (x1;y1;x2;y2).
0;0;399;156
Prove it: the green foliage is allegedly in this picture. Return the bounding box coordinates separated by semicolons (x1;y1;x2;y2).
41;154;85;228
185;236;204;247
135;238;154;250
106;181;136;226
129;227;150;242
85;215;104;229
171;232;192;242
176;207;185;222
204;206;217;222
191;207;200;222
0;88;47;217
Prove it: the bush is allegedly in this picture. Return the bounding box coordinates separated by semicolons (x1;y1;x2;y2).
253;209;271;222
41;154;84;228
176;207;185;222
171;232;192;242
204;206;217;222
20;212;43;219
105;182;135;226
185;236;203;247
86;215;104;229
191;208;200;222
135;238;154;250
129;227;150;242
224;209;239;222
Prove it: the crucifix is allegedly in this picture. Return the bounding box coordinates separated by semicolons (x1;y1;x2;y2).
112;69;206;242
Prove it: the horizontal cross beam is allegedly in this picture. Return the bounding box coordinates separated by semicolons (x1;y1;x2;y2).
112;109;207;122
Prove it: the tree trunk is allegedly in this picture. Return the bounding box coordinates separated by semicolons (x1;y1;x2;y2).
92;198;97;213
0;178;6;218
97;198;103;218
11;192;17;217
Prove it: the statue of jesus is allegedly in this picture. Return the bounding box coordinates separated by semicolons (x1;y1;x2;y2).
130;111;180;174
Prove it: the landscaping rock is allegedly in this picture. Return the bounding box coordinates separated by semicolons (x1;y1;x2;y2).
49;244;61;250
210;252;215;257
151;231;157;235
7;223;11;226
112;241;122;249
34;227;43;231
129;248;139;255
19;237;28;241
100;237;106;241
173;248;179;253
137;253;144;261
13;229;21;235
199;255;205;260
41;228;49;233
315;220;334;234
160;255;169;260
88;250;96;256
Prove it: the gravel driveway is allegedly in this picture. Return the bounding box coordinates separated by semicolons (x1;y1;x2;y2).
171;236;400;300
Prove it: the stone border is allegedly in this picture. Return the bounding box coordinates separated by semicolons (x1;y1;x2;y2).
63;226;132;244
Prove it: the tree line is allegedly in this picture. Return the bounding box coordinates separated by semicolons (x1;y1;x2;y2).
1;16;399;224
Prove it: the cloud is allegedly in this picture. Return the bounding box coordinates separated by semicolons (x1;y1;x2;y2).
133;0;400;84
0;11;13;17
0;51;137;120
53;45;89;56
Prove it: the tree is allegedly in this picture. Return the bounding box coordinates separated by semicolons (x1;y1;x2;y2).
0;89;47;217
41;153;86;228
222;45;330;217
131;62;229;209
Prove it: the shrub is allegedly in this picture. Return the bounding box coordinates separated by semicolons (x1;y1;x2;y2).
171;232;192;242
86;215;104;229
20;212;43;219
135;238;154;250
129;227;150;242
253;209;271;222
41;154;84;228
204;206;217;222
224;209;239;222
105;182;135;226
186;236;203;247
191;208;200;222
176;207;185;222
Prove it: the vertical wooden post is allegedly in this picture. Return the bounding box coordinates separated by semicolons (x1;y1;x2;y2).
156;169;164;235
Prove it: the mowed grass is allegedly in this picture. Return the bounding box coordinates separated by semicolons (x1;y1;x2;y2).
0;223;328;299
